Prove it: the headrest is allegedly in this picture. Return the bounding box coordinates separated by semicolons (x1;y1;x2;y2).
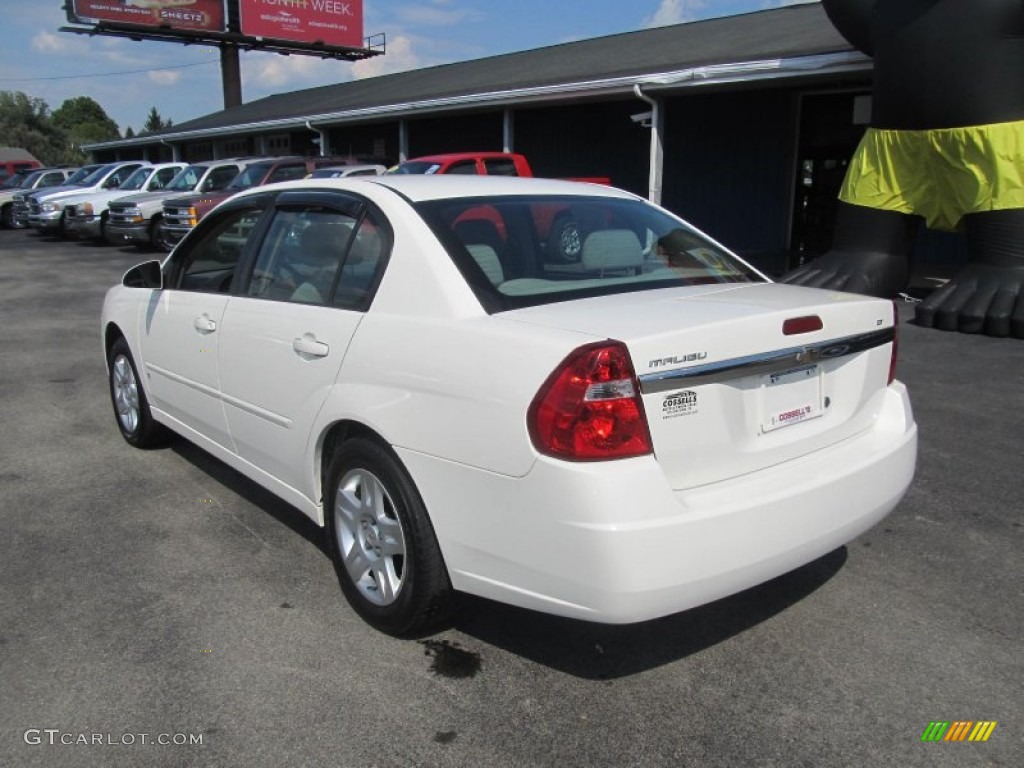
581;229;643;273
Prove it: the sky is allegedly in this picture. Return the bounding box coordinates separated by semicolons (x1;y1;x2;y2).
2;0;814;135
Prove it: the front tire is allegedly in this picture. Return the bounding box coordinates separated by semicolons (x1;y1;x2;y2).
107;337;171;448
152;218;174;252
325;438;453;635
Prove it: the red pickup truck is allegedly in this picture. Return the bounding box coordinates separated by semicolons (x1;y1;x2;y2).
389;151;609;184
389;152;612;260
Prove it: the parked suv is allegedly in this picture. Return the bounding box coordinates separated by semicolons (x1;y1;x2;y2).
1;167;78;228
63;162;185;242
11;165;102;228
107;159;252;251
27;162;147;235
161;156;358;246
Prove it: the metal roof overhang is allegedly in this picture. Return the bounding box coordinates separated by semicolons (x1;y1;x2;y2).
84;50;871;152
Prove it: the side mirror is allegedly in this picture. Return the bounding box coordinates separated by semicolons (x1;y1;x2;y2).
123;260;163;289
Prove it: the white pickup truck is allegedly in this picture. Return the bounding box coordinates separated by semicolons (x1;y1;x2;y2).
26;162;147;235
64;162;186;242
106;159;249;251
0;166;78;228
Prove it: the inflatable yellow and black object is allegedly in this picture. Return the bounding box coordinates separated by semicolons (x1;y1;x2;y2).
782;0;1024;338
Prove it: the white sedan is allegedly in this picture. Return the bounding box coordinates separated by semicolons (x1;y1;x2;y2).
102;175;917;635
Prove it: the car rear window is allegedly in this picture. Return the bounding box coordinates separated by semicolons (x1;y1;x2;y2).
415;195;765;312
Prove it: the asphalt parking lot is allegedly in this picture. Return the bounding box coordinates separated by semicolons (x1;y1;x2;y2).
0;227;1020;768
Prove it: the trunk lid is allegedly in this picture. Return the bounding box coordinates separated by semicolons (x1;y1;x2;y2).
509;283;896;489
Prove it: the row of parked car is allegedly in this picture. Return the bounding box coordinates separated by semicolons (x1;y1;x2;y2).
0;156;386;250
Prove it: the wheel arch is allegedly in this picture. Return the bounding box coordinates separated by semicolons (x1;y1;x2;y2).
104;322;126;363
317;419;391;504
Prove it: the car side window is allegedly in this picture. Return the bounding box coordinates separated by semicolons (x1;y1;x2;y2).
446;160;479;175
171;208;264;293
41;173;64;187
266;165;308;184
246;208;356;305
104;165;140;188
483;158;519;176
151;167;179;189
207;166;239;190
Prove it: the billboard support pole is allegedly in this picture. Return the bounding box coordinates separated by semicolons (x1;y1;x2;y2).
220;43;242;109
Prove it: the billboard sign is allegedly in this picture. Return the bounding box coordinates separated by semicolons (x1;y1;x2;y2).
68;1;227;33
239;0;364;49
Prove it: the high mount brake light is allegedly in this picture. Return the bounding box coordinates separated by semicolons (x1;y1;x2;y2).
528;341;653;461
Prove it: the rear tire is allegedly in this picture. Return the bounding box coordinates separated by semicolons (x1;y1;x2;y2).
325;438;454;635
107;337;171;448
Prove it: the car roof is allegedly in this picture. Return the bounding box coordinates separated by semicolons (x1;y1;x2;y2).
235;174;636;204
404;152;524;163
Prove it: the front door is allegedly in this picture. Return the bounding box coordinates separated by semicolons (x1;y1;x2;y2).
139;205;266;449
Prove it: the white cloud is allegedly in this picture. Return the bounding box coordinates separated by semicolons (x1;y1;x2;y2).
351;36;426;79
643;0;710;27
32;31;68;54
148;70;182;86
395;1;483;27
241;52;354;92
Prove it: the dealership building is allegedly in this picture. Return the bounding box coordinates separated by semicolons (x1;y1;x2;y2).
85;2;964;277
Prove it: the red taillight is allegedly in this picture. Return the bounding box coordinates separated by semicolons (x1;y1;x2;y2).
528;341;653;461
888;301;899;384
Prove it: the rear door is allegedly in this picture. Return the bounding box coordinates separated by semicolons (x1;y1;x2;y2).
218;190;390;494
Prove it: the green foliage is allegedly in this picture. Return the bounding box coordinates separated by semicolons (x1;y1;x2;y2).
0;91;124;165
53;96;121;153
0;91;76;164
141;106;173;134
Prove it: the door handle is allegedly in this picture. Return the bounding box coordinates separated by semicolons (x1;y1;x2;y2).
194;314;217;333
293;334;329;358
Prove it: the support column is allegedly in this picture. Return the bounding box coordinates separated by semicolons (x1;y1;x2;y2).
221;43;242;109
503;109;515;153
399;119;409;162
634;85;664;205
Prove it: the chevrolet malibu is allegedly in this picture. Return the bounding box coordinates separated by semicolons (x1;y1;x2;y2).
101;176;917;635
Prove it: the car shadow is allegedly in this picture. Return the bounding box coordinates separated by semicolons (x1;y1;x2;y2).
449;547;847;680
170;440;329;557
168;438;846;679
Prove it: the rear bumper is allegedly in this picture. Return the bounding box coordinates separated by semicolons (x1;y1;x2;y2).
399;382;917;624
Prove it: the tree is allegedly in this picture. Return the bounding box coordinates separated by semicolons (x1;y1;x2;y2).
0;91;77;165
124;126;135;139
141;107;173;134
52;96;121;155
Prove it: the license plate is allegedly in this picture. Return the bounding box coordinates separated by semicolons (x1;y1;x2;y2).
760;364;822;433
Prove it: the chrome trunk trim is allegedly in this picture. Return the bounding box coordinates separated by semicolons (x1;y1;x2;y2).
638;327;895;393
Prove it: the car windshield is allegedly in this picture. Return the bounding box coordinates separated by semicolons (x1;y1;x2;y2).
64;167;97;185
21;170;48;186
388;161;443;175
1;172;29;189
166;165;207;191
79;164;117;186
119;167;153;191
227;162;274;190
416;194;765;312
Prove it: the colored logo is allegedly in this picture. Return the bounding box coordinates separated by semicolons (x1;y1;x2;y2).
921;721;997;742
